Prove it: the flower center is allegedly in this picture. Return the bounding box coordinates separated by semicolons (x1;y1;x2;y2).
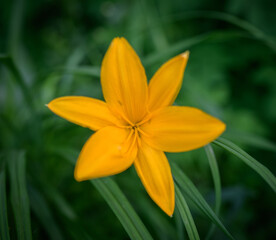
130;124;140;144
117;112;154;156
120;115;152;156
120;124;139;155
131;124;138;131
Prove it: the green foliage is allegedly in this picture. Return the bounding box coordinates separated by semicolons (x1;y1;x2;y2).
8;151;32;240
204;144;221;240
92;178;153;240
0;163;10;240
172;164;235;240
0;0;276;239
214;138;276;193
175;185;200;240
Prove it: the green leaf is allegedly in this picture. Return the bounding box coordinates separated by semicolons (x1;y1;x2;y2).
205;144;221;215
164;11;276;52
139;0;168;51
92;178;153;240
224;131;276;153
174;206;185;240
175;185;200;240
53;147;153;240
8;151;32;240
143;34;209;66
213;138;276;193
0;165;10;240
142;30;247;67
65;66;101;78
0;55;33;109
44;184;77;221
29;186;64;240
57;46;87;95
172;163;235;240
8;0;24;54
204;144;221;240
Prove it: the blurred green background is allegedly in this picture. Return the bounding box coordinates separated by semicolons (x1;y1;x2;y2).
0;0;276;239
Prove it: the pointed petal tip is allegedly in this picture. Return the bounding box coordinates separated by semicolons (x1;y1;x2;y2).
163;206;174;217
46;99;54;108
112;36;126;44
209;119;226;142
74;162;89;182
45;104;48;108
110;37;121;46
74;177;82;182
218;120;226;134
115;37;130;47
74;169;81;182
222;121;226;131
180;50;190;59
74;167;86;182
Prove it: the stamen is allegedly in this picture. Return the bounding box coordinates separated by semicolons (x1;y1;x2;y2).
135;129;142;148
128;129;138;154
119;111;134;126
137;128;151;138
125;128;134;143
121;129;134;154
115;124;131;129
136;113;152;126
112;107;134;127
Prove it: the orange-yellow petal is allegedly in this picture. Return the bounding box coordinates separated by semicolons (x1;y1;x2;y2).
134;140;175;216
101;37;148;124
148;51;189;112
74;126;137;181
141;106;226;152
47;96;124;131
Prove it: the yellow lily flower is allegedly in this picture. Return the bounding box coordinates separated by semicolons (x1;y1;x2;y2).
47;37;225;216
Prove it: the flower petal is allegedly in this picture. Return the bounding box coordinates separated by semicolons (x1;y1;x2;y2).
47;96;124;131
101;37;148;123
148;51;189;112
74;126;137;181
134;140;175;216
141;106;226;152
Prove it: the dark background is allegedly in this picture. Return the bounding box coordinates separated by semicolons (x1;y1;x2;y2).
0;0;276;239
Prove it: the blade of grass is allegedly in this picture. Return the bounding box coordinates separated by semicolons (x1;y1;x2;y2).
213;138;276;192
172;163;235;240
164;11;276;52
139;0;168;51
204;144;221;240
205;144;221;214
143;33;209;66
143;30;248;67
0;165;10;240
54;149;153;240
92;178;153;240
64;66;101;78
174;206;185;240
0;55;33;109
57;46;86;95
126;1;146;54
8;0;24;55
134;192;176;239
29;186;64;240
8;151;32;240
8;0;35;83
224;131;276;153
45;185;77;221
175;185;200;240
